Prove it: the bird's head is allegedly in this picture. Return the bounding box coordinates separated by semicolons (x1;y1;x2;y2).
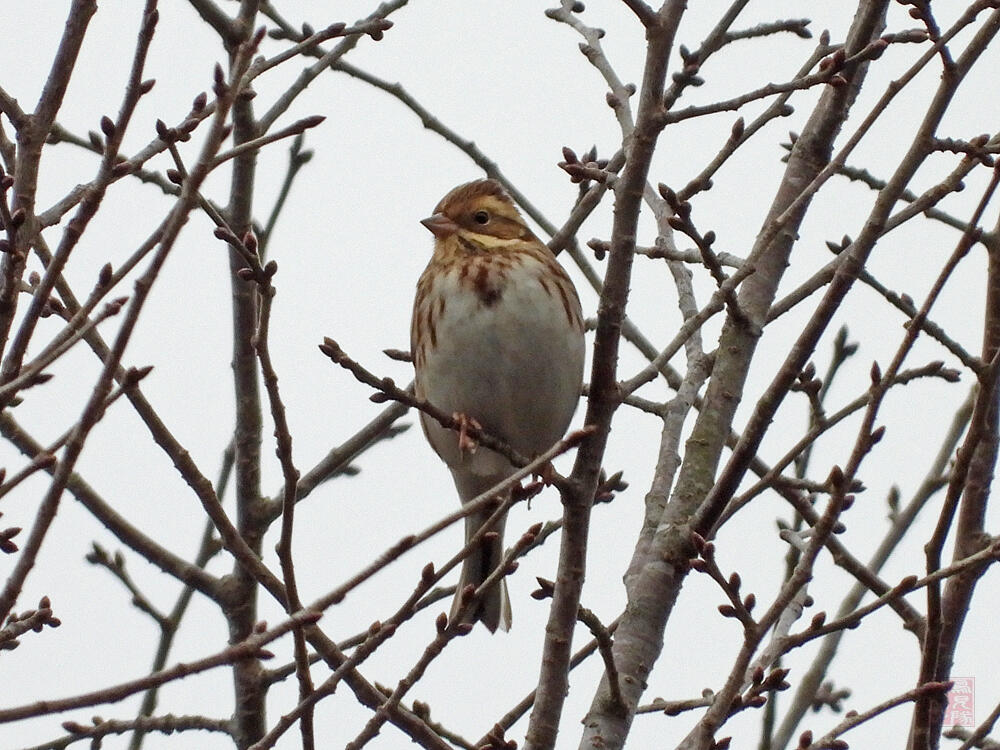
421;179;536;252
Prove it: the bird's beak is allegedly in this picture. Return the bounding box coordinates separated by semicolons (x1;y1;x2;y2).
421;212;459;239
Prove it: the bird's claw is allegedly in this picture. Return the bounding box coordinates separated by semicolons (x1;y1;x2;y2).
454;412;481;454
533;461;557;486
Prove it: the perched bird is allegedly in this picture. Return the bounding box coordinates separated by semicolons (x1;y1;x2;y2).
410;178;585;632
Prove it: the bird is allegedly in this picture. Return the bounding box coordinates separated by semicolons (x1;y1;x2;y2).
410;178;585;632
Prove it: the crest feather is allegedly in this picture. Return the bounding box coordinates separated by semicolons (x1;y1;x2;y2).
434;179;510;214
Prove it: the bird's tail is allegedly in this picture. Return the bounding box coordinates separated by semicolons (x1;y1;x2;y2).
449;471;512;633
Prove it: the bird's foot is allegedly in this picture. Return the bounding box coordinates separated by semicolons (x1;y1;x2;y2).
453;412;481;454
533;461;557;486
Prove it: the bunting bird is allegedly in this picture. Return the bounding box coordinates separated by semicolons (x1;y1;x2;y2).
410;179;585;631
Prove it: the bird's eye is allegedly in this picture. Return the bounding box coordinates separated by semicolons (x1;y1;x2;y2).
473;210;490;225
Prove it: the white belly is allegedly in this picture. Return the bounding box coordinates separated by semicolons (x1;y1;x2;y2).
416;259;585;475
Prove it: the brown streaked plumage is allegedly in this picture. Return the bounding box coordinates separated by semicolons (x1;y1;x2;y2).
410;178;585;633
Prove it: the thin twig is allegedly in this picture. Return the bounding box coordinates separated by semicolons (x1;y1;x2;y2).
0;610;321;723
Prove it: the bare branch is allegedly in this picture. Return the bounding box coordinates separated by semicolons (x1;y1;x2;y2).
0;610;321;723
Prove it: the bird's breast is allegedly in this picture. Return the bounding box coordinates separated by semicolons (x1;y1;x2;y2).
412;252;585;466
456;251;514;307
